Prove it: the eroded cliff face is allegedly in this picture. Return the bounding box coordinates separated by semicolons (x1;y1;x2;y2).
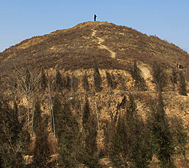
4;62;189;168
7;61;189;131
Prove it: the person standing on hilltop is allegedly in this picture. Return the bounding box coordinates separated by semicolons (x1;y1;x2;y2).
94;14;97;21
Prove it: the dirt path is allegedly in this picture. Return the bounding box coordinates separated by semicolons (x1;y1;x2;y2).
92;29;116;59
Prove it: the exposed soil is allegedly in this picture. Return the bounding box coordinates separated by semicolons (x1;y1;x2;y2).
92;29;116;59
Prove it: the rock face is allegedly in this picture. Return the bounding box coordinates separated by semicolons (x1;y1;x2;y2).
1;21;189;167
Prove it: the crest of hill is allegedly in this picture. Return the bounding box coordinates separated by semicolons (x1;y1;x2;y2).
0;21;188;75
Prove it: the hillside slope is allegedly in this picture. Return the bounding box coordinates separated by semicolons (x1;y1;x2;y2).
0;21;189;74
0;21;189;167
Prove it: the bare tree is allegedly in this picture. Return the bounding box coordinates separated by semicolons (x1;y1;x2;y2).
9;67;41;134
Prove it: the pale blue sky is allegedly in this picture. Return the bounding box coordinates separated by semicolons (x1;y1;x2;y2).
0;0;189;53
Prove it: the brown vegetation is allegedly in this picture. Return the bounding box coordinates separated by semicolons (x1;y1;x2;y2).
0;21;188;167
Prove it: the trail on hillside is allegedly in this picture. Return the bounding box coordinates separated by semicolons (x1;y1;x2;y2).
92;29;116;59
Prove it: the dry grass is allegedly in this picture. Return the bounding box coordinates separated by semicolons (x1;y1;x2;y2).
1;21;189;167
1;21;188;78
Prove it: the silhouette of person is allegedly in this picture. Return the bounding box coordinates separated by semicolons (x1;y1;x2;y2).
94;14;97;21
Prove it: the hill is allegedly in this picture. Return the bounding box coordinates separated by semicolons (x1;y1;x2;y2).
0;21;189;167
1;21;189;72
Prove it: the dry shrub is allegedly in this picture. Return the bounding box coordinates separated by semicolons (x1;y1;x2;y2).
99;158;113;167
125;78;135;90
24;155;33;165
133;92;154;105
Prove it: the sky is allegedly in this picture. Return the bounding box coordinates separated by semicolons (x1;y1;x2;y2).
0;0;189;53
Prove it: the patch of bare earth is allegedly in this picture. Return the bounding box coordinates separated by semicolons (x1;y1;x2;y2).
138;62;155;91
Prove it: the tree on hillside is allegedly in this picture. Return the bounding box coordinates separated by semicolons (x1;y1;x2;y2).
40;68;48;90
129;116;152;168
33;101;50;167
178;71;187;96
25;68;31;90
93;63;102;92
109;115;128;167
55;70;63;91
65;75;71;91
109;93;152;167
0;100;25;167
82;73;90;91
10;68;41;131
59;103;80;167
169;116;188;158
131;61;147;91
71;75;78;92
152;62;167;92
126;93;152;167
33;101;43;135
106;71;117;89
147;92;175;167
82;97;99;167
53;95;80;167
82;97;91;131
52;95;62;139
171;67;177;84
126;93;137;121
170;67;178;91
46;75;55;135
